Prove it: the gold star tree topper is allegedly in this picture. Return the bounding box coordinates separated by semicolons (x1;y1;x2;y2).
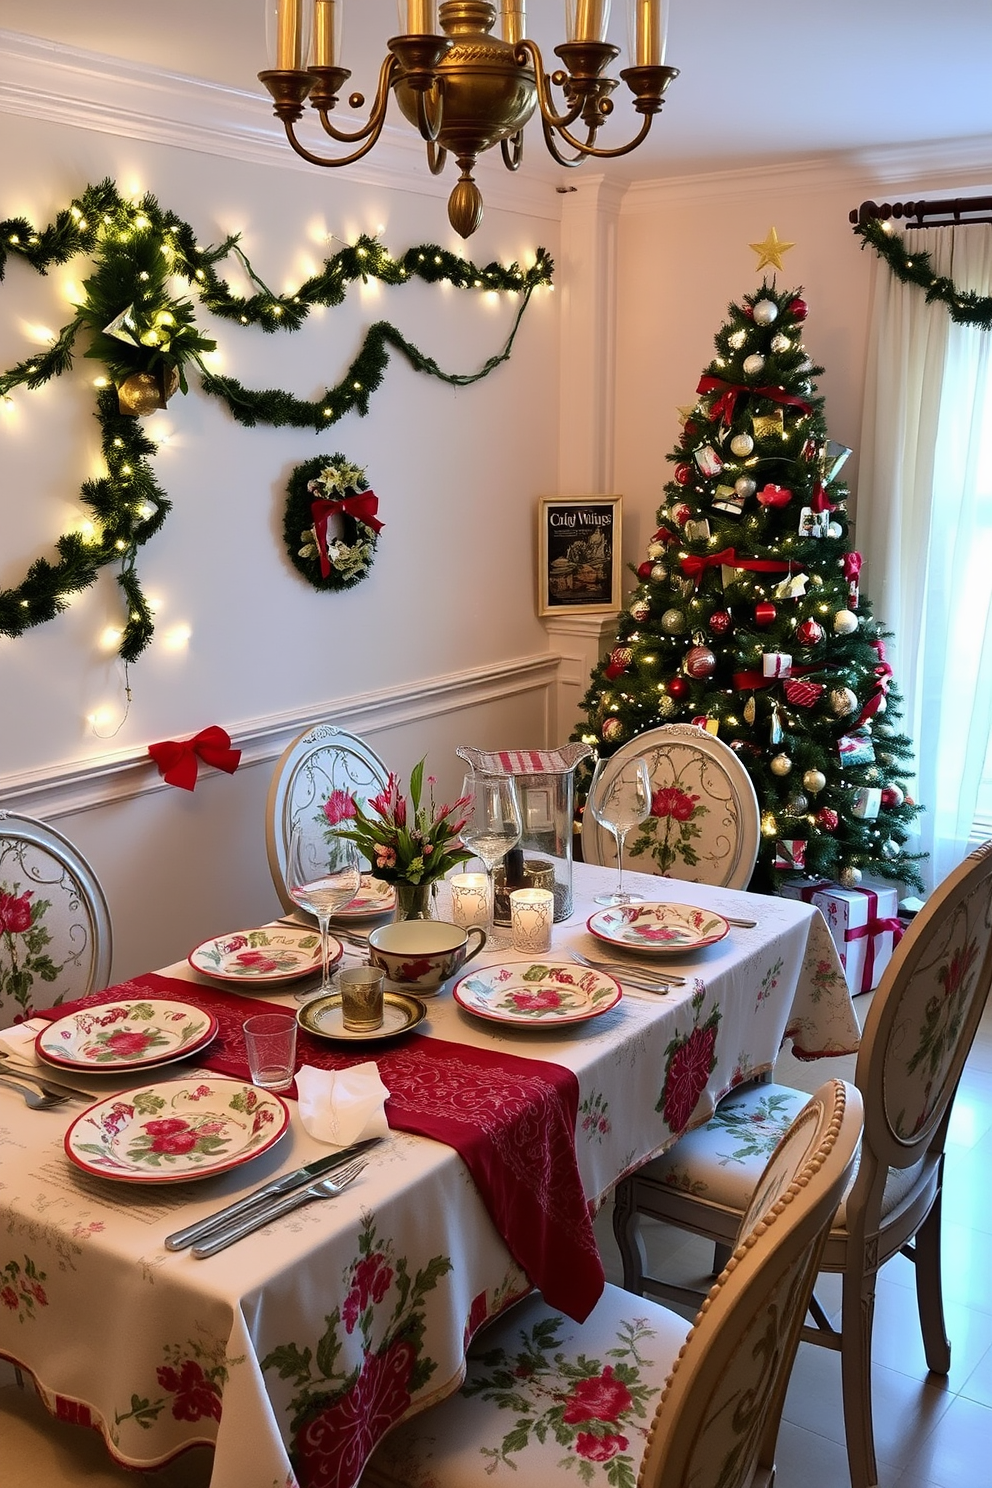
749;227;796;272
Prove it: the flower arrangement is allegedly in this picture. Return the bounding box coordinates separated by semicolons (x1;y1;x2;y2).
323;758;473;885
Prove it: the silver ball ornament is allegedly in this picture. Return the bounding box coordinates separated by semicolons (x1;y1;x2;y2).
770;333;790;353
743;353;766;378
752;299;779;325
661;608;687;634
827;521;844;539
770;753;792;777
734;476;757;499
839;866;863;888
829;686;859;717
881;839;899;859
630;598;650;622
657;694;677;719
730;433;754;456
787;793;809;814
803;768;826;795
833;609;859;635
650;563;668;581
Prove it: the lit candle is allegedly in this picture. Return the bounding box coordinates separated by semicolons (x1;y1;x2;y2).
277;0;302;68
633;0;665;66
450;873;492;932
313;0;338;67
501;0;526;45
405;0;437;34
572;0;610;43
510;888;554;955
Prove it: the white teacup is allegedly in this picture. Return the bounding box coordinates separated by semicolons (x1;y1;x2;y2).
367;920;487;994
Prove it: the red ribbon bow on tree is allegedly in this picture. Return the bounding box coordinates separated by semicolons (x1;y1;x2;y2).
855;638;894;727
148;726;242;792
681;547;796;590
310;492;384;578
696;375;813;425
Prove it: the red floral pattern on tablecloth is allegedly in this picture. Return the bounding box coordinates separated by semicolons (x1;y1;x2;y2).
39;975;604;1323
656;982;721;1134
1;1255;48;1322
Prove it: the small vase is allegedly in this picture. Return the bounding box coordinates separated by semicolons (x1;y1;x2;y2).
392;881;436;922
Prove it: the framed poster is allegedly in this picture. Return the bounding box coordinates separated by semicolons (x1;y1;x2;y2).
537;497;622;616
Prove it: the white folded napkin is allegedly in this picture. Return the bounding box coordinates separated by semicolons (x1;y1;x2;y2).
295;1062;390;1147
0;1019;46;1067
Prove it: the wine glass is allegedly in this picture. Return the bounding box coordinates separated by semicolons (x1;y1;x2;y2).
588;756;652;906
287;823;361;995
459;771;522;934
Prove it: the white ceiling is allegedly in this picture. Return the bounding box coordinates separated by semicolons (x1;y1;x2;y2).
4;0;992;185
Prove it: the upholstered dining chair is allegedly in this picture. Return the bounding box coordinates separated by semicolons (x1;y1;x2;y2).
612;839;992;1488
361;1078;862;1488
580;723;760;889
0;810;113;1028
265;723;389;912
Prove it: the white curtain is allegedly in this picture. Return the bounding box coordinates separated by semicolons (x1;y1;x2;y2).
858;224;992;891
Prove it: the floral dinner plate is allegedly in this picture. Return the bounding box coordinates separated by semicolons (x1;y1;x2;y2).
36;1000;218;1072
587;903;730;955
453;962;622;1026
64;1079;290;1184
331;874;396;921
188;925;336;985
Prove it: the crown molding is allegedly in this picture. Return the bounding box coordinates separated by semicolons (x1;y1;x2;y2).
621;136;992;213
0;29;561;224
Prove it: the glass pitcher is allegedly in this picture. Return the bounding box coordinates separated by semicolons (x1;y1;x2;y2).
455;744;592;923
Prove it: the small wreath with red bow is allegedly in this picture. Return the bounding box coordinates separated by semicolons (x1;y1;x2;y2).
283;452;384;591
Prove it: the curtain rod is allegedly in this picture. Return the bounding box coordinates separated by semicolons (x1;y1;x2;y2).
850;196;992;228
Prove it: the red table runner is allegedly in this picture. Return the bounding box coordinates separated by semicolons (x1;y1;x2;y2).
39;975;605;1322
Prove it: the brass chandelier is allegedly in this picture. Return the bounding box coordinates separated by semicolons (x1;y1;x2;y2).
260;1;678;238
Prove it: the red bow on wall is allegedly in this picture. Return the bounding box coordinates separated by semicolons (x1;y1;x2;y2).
148;726;242;792
310;493;384;578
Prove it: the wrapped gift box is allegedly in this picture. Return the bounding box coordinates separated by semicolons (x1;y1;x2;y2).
779;876;902;994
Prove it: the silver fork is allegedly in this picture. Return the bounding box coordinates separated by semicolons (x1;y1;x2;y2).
190;1159;368;1257
570;950;686;986
0;1071;70;1110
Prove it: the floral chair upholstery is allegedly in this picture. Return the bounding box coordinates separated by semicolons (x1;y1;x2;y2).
580;724;760;889
612;839;992;1488
361;1080;862;1488
265;724;389;913
0;811;112;1029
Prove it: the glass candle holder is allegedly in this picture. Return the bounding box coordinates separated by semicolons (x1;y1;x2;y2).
510;887;554;955
449;872;492;931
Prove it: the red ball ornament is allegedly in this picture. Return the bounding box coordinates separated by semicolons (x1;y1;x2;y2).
674;464;692;486
667;675;690;699
881;785;905;808
709;609;733;636
795;618;824;647
685;644;717;679
789;297;808;321
637;560;653;580
604;646;633;680
816;807;839;831
672;503;692;526
601;717;623;743
754;601;778;627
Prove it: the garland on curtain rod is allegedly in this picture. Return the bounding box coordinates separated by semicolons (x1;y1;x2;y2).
853;217;992;330
0;178;553;660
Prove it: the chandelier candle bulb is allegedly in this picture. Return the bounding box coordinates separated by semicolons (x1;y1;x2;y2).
510;889;554;955
500;0;526;44
276;0;304;69
633;0;666;65
449;873;493;932
313;0;338;66
406;0;437;33
571;0;611;42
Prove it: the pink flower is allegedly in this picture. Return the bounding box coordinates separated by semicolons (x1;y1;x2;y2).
144;1118;189;1136
236;951;280;973
322;790;358;826
104;1029;155;1057
219;934;248;953
1;1286;18;1310
511;989;563;1011
149;1128;199;1155
374;845;397;869
26;1279;47;1305
0;889;33;935
563;1366;632;1424
663;1024;718;1133
157;1360;223;1422
651;786;700;822
574;1432;628;1462
342;1253;394;1333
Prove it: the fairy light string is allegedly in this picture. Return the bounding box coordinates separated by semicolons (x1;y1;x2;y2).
1;178;553;659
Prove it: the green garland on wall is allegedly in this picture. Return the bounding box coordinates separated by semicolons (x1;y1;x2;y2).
0;179;553;661
854;217;992;328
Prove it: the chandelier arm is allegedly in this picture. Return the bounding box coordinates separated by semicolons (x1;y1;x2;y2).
314;54;397;146
500;131;525;172
426;139;448;176
544;110;656;162
413;80;445;145
539;117;595;169
514;40;586;132
280;116;385;168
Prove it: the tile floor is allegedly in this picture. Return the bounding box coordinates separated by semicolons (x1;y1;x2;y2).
3;992;991;1487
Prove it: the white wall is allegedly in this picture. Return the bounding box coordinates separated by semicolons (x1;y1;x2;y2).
0;47;563;978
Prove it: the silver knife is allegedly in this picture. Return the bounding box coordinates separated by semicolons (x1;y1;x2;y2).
163;1136;381;1251
0;1062;100;1101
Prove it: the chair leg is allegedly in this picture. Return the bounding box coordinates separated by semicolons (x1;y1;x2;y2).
612;1177;647;1294
912;1188;951;1375
839;1265;880;1488
712;1241;732;1277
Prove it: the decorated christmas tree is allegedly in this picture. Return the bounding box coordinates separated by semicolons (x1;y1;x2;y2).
575;238;925;895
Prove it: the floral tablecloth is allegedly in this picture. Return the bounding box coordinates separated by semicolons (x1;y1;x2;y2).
0;864;857;1488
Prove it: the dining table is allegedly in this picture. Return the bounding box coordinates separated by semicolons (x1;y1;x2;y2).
0;861;860;1488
